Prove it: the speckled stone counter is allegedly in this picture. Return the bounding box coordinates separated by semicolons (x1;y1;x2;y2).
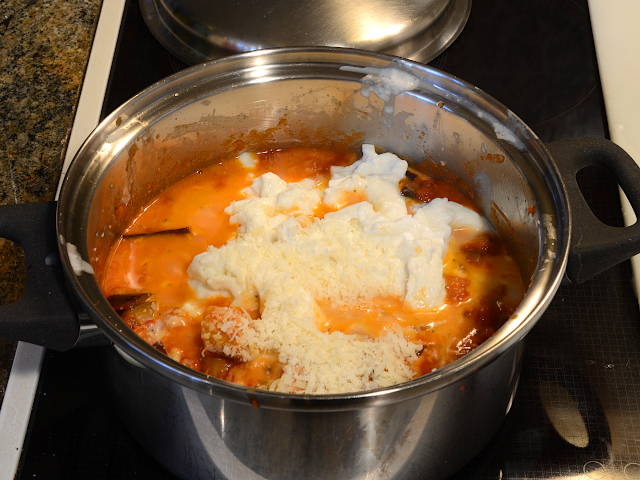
0;0;103;407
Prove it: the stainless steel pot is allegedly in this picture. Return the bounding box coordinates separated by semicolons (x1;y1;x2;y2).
4;47;640;480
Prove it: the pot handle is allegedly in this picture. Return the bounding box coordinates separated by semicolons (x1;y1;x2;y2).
546;137;640;284
0;201;80;351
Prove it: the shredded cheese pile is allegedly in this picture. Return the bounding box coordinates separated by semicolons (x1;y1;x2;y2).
187;145;488;394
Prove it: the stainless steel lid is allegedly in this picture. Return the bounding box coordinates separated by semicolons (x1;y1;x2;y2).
140;0;471;65
59;46;565;406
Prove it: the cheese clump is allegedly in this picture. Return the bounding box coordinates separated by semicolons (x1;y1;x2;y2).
187;144;488;394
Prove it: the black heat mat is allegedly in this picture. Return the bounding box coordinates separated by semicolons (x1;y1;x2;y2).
17;0;640;478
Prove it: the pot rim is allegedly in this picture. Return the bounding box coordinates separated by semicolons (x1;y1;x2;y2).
57;46;570;411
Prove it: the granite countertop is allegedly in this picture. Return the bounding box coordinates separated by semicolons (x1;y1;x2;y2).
0;0;103;407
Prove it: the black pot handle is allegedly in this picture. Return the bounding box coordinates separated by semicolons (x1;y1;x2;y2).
0;201;80;351
546;137;640;284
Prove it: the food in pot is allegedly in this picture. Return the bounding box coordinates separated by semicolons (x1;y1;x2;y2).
102;145;524;394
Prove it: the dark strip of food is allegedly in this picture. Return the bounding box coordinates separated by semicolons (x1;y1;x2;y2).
123;227;191;239
108;293;152;313
400;171;478;211
401;185;420;201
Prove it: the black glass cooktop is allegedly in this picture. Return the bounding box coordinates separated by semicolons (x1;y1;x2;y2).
17;0;640;478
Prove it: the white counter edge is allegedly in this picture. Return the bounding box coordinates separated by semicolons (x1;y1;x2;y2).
0;1;125;478
0;343;44;480
588;0;640;301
